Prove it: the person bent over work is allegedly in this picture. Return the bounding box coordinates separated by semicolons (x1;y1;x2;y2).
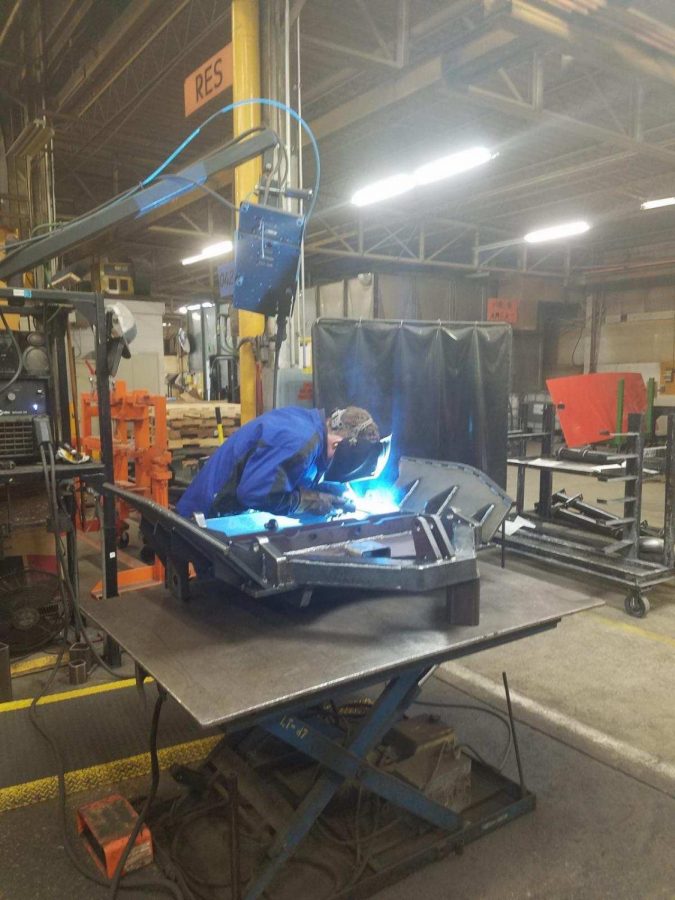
176;405;388;520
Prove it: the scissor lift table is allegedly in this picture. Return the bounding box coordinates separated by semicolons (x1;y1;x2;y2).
81;561;599;898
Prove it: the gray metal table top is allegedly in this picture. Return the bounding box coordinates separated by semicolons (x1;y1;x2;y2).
81;562;601;729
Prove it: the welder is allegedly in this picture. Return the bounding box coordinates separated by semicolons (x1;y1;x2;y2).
176;405;388;520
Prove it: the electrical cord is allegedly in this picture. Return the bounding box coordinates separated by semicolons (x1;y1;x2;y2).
28;673;181;898
109;687;170;899
141;98;320;221
0;311;23;398
40;444;124;681
28;453;183;898
2;99;315;261
157;124;288;215
411;700;514;772
2;182;142;253
158;174;237;213
271;315;287;410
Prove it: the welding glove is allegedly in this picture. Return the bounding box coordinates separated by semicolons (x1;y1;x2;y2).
295;489;350;516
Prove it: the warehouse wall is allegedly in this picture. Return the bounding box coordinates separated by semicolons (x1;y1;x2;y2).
305;270;582;392
306;271;487;323
73;298;165;398
554;282;675;385
596;286;675;368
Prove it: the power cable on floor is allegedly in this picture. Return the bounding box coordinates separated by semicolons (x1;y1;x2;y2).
411;700;514;772
109;687;170;899
28;444;183;897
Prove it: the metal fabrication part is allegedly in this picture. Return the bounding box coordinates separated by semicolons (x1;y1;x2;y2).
104;458;511;624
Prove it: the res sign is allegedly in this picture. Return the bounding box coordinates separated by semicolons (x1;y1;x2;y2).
184;44;233;117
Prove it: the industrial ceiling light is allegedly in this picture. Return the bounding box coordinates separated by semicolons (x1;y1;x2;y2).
413;146;495;186
351;146;495;207
177;301;215;313
524;220;590;243
181;239;233;266
351;173;416;208
641;197;675;210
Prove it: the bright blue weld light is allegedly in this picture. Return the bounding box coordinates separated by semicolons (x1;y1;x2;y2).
345;478;402;515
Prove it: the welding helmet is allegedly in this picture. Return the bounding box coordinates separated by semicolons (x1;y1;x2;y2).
324;407;391;483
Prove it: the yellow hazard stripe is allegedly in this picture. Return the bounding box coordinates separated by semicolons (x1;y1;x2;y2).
0;676;154;714
10;653;68;677
588;612;675;650
0;735;221;813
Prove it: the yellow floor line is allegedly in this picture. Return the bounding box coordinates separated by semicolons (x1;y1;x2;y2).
0;676;150;714
0;735;221;813
588;612;675;650
10;653;68;677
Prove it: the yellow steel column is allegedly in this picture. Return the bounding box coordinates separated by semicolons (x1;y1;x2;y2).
232;0;263;424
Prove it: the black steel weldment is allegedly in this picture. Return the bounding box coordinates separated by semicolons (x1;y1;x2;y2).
80;561;601;730
104;457;512;624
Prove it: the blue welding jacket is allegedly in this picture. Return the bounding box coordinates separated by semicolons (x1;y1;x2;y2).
176;406;328;519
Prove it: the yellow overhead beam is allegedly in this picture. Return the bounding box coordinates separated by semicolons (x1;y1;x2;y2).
232;0;263;424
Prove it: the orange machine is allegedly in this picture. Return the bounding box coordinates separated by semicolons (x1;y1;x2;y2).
80;381;171;593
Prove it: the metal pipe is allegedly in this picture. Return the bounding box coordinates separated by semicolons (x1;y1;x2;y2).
297;11;307;368
646;377;656;438
0;132;277;280
284;0;296;370
69;641;93;672
615;379;625;450
227;775;242;900
0;642;12;702
233;0;264;424
502;671;525;796
664;415;675;570
0;0;23;51
69;659;87;685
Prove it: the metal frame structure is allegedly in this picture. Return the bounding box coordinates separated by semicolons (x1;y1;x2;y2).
0;130;279;282
8;1;675;296
104;457;512;623
0;286;117;596
237;665;532;900
503;406;675;617
81;565;600;898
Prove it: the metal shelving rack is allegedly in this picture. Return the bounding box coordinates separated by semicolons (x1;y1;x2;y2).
0;286;117;598
502;405;675;617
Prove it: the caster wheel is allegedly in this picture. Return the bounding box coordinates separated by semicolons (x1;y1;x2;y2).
118;531;129;549
625;590;650;618
140;545;156;565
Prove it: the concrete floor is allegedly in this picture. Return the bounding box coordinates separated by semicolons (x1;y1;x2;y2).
0;464;673;899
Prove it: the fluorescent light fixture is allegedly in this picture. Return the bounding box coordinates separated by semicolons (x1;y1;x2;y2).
178;306;187;314
351;173;415;208
184;301;215;312
524;220;590;243
413;146;495;186
351;146;495;207
641;197;675;210
181;239;233;266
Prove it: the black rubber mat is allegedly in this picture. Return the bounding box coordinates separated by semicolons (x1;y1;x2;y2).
0;682;216;789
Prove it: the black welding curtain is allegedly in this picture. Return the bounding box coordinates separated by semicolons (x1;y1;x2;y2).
312;319;512;488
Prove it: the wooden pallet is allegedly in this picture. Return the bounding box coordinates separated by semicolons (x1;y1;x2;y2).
166;400;240;451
